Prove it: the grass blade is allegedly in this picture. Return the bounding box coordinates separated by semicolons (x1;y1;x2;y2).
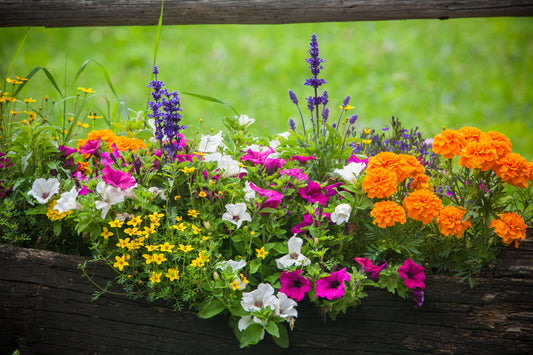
181;91;239;116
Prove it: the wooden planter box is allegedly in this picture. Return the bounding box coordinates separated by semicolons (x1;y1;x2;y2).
1;238;532;354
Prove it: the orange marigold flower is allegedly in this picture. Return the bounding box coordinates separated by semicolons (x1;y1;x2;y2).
87;129;117;145
484;131;512;158
432;129;466;159
458;139;499;171
529;159;533;181
436;205;472;238
403;189;443;224
362;167;398;199
492;153;530;188
457;126;482;144
367;152;400;172
367;152;423;183
112;135;147;152
398;154;425;181
489;212;527;248
370;200;407;228
410;173;431;191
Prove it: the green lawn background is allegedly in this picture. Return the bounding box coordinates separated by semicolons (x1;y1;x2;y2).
1;18;532;159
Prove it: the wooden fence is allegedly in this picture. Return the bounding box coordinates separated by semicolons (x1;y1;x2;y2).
2;0;533;28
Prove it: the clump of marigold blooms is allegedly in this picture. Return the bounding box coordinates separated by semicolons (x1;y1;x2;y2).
78;129;147;153
436;205;472;238
432;129;466;159
458;131;511;171
403;189;443;224
366;152;424;183
492;153;531;188
489;212;528;248
362;166;398;199
370;200;407;228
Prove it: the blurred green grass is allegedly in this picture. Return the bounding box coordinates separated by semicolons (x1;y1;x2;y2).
1;18;532;159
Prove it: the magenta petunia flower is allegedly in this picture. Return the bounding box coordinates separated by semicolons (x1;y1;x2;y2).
398;258;426;289
78;139;101;156
58;145;78;157
315;267;351;300
240;147;275;165
249;182;284;209
347;154;369;166
411;288;424;309
101;165;136;190
280;269;313;302
291;213;314;234
289;155;316;165
264;157;286;175
298;181;331;206
354;257;389;280
280;168;309;181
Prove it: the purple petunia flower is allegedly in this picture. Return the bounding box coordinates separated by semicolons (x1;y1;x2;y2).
411;288;425;309
78;139;101;156
101;165;136;190
398;258;426;290
315;267;351;300
280;269;313;302
354;257;389;280
264;157;286;175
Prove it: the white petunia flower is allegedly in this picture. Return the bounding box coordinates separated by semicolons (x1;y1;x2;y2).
94;182;125;219
217;259;247;273
237;114;255;128
333;162;366;185
241;283;278;313
218;155;246;178
197;131;226;153
243;181;256;201
275;236;311;269
221;203;252;229
148;187;166;200
330;203;353;225
54;187;83;213
275;292;298;319
28;178;60;204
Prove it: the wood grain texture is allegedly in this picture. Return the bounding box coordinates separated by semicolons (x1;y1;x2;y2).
1;234;532;354
2;1;533;28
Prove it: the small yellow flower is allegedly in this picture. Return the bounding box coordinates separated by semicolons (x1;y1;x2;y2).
78;87;96;94
24;98;36;103
230;280;241;290
109;219;124;228
340;104;354;111
190;259;203;267
187;209;200;218
142;254;154;264
127;215;143;227
123;227;139;236
159;242;175;252
202;236;210;241
113;255;129;271
16;76;28;82
174;195;181;200
180;166;196;174
363;139;372;145
149;272;162;284
191;224;201;235
88;112;103;120
363;128;372;135
175;216;183;222
100;227;113;239
116;238;131;249
198;191;207;198
145;245;160;252
68;116;74;122
166;267;180;281
172;223;187;232
256;246;268;259
178;244;194;252
152;253;168;265
6;77;22;85
10;110;20;115
240;273;249;284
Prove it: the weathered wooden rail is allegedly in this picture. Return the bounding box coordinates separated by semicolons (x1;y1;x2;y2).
2;0;533;28
1;238;532;354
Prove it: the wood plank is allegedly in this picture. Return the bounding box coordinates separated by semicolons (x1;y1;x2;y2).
2;1;533;28
1;237;532;353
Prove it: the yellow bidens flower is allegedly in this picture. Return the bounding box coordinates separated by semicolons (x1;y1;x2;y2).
113;255;129;271
78;87;96;94
178;244;194;252
166;268;180;281
127;215;143;227
230;280;241;290
46;200;72;221
24;98;36;103
180;166;196;174
100;227;114;239
187;209;200;218
159;242;175;252
149;272;163;284
256;246;268;259
88;112;103;120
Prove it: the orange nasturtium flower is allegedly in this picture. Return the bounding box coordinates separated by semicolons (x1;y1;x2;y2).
370;200;407;228
362;167;398;199
436;205;472;238
492;153;530;188
489;212;527;248
431;129;466;159
403;189;443;224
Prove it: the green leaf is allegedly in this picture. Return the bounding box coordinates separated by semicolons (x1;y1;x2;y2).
52;221;62;236
182;91;239;116
229;303;248;317
272;323;289;348
264;321;279;338
197;298;225;319
239;323;264;348
249;258;262;273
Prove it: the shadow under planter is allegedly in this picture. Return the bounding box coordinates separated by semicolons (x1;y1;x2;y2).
1;237;532;354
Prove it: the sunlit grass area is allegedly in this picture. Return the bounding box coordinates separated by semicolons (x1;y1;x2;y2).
1;18;532;159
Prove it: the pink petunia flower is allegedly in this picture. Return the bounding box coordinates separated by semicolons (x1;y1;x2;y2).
354;257;389;280
398;258;426;289
78;139;101;156
249;182;284;209
240;147;275;165
280;168;309;181
280;269;313;302
101;165;136;190
315;267;351;300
